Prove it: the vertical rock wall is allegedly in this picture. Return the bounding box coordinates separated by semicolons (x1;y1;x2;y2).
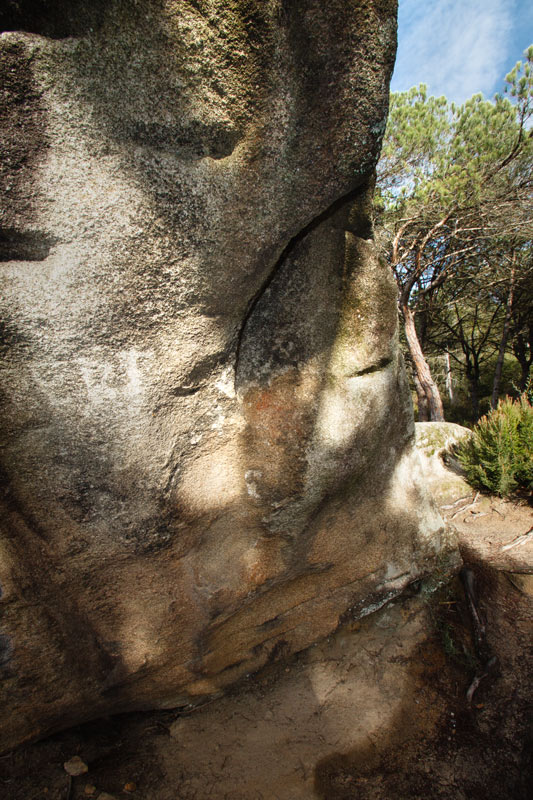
0;0;456;751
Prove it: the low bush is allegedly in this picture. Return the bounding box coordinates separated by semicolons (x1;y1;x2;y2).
456;396;533;497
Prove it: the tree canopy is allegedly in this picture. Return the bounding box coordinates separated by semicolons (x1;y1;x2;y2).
375;46;533;422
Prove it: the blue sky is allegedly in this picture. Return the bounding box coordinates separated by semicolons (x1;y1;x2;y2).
391;0;533;103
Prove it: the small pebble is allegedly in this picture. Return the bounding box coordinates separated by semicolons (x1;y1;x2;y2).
123;782;137;793
84;785;97;796
64;756;89;777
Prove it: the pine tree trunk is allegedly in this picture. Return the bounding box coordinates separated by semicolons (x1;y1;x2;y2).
413;372;430;421
513;334;533;391
444;352;454;403
491;263;515;410
401;305;445;421
520;361;532;391
466;363;480;422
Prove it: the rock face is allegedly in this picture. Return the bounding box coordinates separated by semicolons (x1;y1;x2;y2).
0;0;456;750
415;422;473;506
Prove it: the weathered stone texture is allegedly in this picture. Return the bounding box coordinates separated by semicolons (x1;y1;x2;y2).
0;0;456;750
415;422;473;506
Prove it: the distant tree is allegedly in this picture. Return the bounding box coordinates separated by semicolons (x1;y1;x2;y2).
375;46;533;421
429;271;505;420
508;247;533;390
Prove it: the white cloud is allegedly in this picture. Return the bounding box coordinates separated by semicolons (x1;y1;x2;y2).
391;0;515;102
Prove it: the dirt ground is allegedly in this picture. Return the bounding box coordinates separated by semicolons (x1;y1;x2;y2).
1;495;532;800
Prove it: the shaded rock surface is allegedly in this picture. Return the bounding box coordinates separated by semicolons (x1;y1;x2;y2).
0;0;456;750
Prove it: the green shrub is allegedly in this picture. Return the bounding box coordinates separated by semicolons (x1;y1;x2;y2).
456;396;533;497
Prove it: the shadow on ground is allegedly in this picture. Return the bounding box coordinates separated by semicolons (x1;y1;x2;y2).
1;498;532;800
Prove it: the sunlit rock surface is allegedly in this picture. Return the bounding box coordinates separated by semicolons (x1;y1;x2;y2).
0;0;457;750
415;422;472;506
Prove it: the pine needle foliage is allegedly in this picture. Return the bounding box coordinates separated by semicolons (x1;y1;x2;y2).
456;396;533;496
